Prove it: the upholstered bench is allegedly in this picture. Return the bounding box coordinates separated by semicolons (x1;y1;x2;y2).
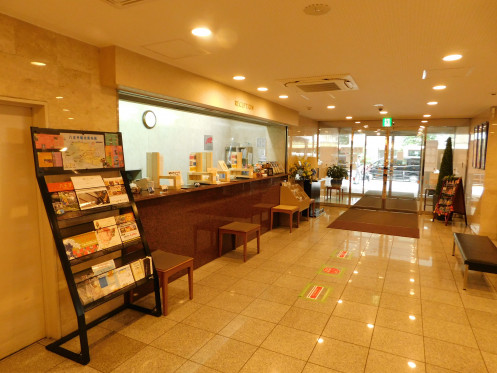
453;233;497;290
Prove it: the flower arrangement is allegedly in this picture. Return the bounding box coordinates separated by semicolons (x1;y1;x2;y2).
289;159;316;181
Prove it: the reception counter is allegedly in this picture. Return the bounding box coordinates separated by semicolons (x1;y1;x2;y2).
135;175;287;268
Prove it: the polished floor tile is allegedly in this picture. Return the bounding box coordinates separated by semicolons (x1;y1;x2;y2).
240;347;306;373
191;335;257;373
4;207;497;373
261;324;319;360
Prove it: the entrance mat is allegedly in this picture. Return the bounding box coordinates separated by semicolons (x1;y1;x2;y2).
328;208;419;238
299;283;332;302
352;195;418;213
364;190;415;199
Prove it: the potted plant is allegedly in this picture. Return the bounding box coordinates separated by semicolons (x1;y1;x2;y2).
434;137;454;206
326;164;348;185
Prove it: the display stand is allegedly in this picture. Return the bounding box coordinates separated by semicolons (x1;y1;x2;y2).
30;127;162;365
432;177;467;226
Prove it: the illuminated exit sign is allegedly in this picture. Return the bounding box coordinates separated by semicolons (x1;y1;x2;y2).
382;117;393;127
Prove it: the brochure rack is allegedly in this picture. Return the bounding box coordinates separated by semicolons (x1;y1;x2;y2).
30;127;161;365
432;177;467;226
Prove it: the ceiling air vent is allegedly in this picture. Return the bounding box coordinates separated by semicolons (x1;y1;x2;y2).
101;0;149;8
281;74;358;92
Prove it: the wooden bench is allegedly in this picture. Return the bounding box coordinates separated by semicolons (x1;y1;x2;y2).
452;233;497;290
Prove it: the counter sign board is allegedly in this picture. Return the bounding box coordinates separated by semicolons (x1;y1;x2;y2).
382;118;393;127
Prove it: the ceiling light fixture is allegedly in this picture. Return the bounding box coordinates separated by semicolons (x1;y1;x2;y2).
423;114;431;118
31;61;46;66
257;87;268;92
427;101;438;105
364;125;368;128
408;362;417;368
433;85;446;90
327;105;335;109
380;110;388;115
421;120;428;123
355;121;361;124
55;96;64;99
422;70;427;80
443;54;462;61
192;27;212;37
233;75;245;81
346;116;352;120
303;4;330;16
279;95;288;99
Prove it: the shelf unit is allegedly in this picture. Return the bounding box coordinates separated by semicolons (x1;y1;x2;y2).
432;177;467;226
30;127;162;365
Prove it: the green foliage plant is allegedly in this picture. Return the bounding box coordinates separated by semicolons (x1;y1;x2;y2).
435;137;454;199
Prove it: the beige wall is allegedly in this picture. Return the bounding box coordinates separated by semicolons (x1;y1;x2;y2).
0;13;119;338
468;107;497;237
0;14;117;131
288;116;319;171
101;46;300;127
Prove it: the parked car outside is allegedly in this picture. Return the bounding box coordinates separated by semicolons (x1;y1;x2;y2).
367;158;420;182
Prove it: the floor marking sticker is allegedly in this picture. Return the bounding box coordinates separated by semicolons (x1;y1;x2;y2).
299;283;331;302
318;265;344;277
331;249;354;260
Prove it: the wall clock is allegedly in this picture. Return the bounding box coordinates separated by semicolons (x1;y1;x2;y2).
142;110;157;129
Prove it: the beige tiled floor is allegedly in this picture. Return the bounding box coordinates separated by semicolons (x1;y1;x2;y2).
2;206;497;372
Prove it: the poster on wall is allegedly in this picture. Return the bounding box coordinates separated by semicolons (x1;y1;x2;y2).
480;122;489;169
473;126;479;169
204;135;213;151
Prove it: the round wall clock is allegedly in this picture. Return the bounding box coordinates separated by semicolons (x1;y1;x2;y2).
142;110;157;129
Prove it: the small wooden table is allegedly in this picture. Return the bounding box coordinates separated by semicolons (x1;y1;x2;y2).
151;250;193;316
270;205;299;233
218;222;261;262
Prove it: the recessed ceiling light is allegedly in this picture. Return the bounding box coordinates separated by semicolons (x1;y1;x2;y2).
346;116;352;120
423;114;431;117
421;120;428;123
279;95;288;99
55;96;64;99
257;87;268;92
380;110;388;115
433;85;446;90
68;117;74;120
422;70;427;80
420;126;425;129
357;129;362;132
233;75;245;81
317;337;324;343
30;61;46;66
443;54;462;61
363;125;369;128
62;109;70;112
409;315;416;320
355;121;361;124
367;324;374;329
427;101;438;105
303;3;330;16
192;27;212;37
327;105;335;109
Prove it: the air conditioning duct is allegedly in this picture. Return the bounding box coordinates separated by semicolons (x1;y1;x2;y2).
281;74;358;92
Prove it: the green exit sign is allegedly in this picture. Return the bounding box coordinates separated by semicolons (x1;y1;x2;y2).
382;117;393;127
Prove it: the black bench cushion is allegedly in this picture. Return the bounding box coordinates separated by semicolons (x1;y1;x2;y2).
454;233;497;273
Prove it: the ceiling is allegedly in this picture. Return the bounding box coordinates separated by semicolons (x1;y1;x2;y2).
1;0;497;122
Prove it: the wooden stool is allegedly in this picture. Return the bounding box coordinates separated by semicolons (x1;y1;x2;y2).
218;222;261;262
151;250;193;316
270;205;299;233
326;185;343;201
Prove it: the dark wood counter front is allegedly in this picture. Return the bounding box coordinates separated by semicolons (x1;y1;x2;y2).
135;175;286;268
